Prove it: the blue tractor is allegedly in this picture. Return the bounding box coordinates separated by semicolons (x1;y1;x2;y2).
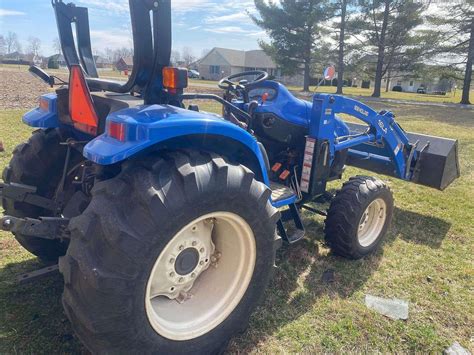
0;0;460;353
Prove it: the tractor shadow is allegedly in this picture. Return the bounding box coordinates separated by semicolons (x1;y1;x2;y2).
391;207;451;249
229;205;451;353
0;256;87;353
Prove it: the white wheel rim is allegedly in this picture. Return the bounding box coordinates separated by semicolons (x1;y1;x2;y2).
357;198;387;247
145;212;256;341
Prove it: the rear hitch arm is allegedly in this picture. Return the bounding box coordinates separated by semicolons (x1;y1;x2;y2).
1;216;70;240
0;182;59;212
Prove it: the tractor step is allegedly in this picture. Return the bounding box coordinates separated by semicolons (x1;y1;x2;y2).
277;203;305;244
270;182;296;202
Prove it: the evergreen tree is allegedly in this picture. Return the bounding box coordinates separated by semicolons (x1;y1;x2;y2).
427;1;474;104
353;0;426;97
333;0;358;94
252;0;330;91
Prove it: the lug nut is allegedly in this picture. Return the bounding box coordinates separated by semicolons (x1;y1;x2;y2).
169;258;175;264
192;241;197;246
191;273;196;278
179;245;184;251
169;272;175;277
199;248;205;253
199;261;205;266
178;277;184;283
2;218;12;229
206;218;216;225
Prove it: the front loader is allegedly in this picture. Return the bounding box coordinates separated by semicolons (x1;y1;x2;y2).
0;0;460;353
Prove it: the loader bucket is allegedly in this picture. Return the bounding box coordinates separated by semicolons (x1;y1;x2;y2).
345;123;460;190
405;131;460;190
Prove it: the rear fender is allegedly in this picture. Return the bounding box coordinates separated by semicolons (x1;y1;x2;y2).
83;105;270;184
22;94;60;128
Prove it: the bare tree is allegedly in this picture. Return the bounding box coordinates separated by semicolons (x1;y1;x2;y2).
112;47;133;62
6;31;21;54
0;35;6;55
200;48;211;59
181;46;196;67
170;50;181;65
53;37;62;54
104;48;115;62
28;36;41;56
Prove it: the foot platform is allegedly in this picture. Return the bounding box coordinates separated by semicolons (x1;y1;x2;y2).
277;203;305;244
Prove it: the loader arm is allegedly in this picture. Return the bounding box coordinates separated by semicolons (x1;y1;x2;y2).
303;94;459;194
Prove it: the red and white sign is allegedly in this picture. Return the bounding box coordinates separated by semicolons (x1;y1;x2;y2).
323;66;336;81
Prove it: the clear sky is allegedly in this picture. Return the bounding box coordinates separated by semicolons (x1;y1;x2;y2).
0;0;271;57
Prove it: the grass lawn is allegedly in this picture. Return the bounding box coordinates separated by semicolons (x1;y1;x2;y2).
0;101;473;353
308;86;470;104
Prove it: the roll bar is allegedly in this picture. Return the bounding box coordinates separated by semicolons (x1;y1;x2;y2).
52;0;171;103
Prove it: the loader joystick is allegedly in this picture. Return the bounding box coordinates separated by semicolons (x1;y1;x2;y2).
218;70;269;92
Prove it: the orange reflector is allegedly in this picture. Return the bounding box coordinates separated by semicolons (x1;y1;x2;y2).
163;67;188;89
279;170;290;180
271;162;282;172
69;65;99;135
39;97;49;112
262;92;269;103
108;121;126;142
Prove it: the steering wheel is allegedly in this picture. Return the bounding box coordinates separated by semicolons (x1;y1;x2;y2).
218;70;269;91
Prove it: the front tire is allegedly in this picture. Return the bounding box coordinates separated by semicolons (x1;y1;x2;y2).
59;151;280;353
324;176;394;259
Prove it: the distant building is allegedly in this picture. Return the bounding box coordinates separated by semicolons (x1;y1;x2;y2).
0;51;32;65
197;47;304;86
389;76;454;94
94;55;113;69
116;57;133;72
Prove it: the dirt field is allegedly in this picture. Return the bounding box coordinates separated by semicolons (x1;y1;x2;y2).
0;69;473;353
0;69;55;110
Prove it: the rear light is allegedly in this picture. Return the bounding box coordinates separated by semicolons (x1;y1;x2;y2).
69;65;99;135
39;97;49;112
107;121;126;141
163;67;188;90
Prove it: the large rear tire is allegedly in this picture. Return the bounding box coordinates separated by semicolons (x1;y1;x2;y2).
2;129;70;261
59;151;280;353
324;176;394;259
